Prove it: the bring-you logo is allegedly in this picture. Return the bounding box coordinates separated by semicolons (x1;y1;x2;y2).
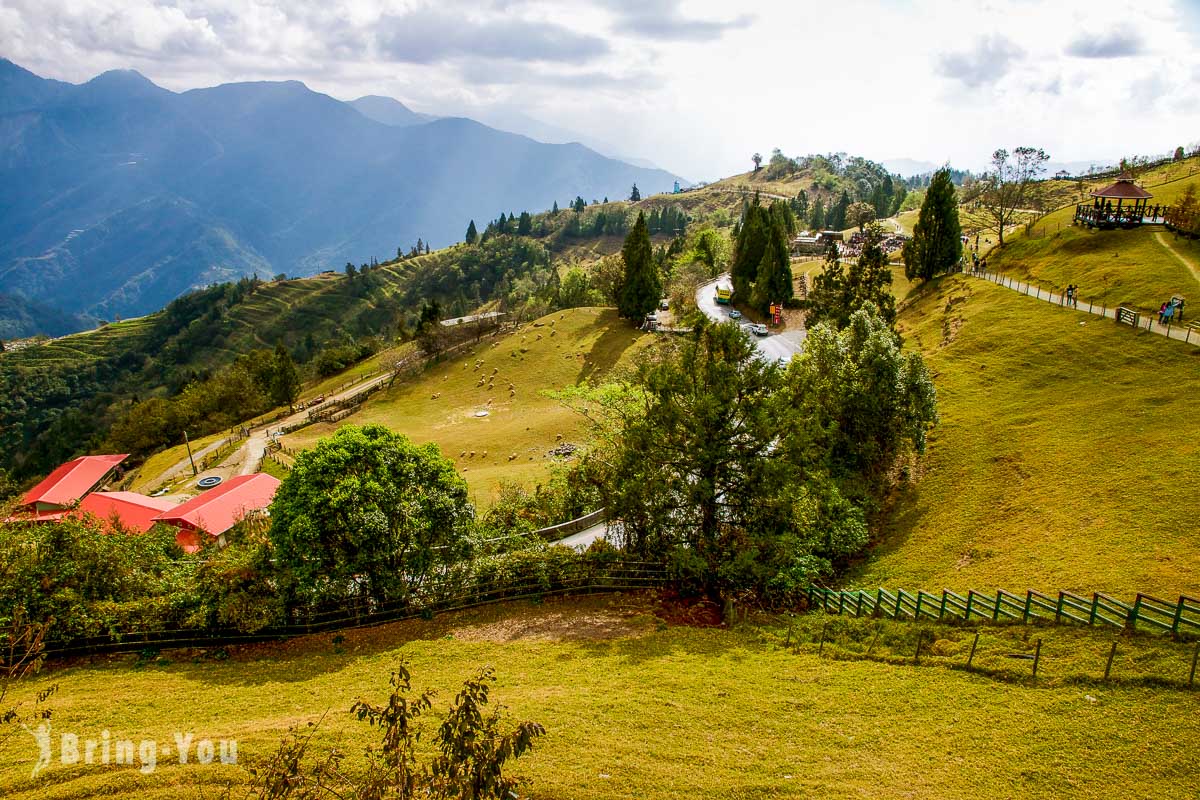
22;723;236;777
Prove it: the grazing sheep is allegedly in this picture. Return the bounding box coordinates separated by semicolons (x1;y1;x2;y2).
556;433;563;441
482;451;487;458
508;453;517;461
470;451;475;458
460;450;467;458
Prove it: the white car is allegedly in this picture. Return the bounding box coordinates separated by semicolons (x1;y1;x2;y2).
750;323;769;337
729;309;743;320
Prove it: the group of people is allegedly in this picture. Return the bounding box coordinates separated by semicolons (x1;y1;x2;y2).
1064;284;1080;309
1158;296;1186;324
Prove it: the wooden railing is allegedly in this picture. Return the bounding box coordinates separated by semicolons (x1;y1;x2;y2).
805;587;1200;637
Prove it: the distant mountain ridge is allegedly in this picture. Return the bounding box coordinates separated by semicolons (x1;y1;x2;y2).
0;58;683;338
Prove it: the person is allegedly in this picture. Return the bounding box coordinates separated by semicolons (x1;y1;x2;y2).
1158;301;1169;323
1162;300;1176;325
1177;298;1185;322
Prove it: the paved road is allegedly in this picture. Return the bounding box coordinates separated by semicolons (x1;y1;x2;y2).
553;520;618;551
695;275;806;362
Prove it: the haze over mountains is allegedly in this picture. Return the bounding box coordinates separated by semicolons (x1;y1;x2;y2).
0;58;682;338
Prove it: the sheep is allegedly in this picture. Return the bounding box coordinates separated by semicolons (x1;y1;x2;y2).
469;450;475;458
482;450;487;459
460;450;467;458
508;453;517;461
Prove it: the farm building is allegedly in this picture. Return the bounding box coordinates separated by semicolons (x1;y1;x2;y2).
70;491;179;534
154;473;280;553
17;453;129;518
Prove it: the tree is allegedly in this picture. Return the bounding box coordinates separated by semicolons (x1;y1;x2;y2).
465;220;478;244
269;425;474;605
517;211;532;236
846;202;877;231
345;262;357;278
902;168;962;281
805;223;895;330
617;212;662;321
270;342;301;411
1174;146;1186;162
731;201;768;299
752;152;763;172
751;209;793;314
963;147;1049;247
552;200;559;215
808;197;826;230
630;184;641;201
573;196;586;213
249;663;544;799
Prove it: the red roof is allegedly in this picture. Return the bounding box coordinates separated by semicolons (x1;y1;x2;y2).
1091;178;1153;200
21;454;128;509
73;492;179;534
154;474;280;539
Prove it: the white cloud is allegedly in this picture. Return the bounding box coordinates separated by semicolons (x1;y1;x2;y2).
0;0;1198;180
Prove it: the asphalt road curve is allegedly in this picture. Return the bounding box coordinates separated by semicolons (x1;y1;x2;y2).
694;274;806;363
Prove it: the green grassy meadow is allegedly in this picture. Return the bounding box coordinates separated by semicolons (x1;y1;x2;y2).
848;275;1200;596
282;308;651;505
2;595;1196;800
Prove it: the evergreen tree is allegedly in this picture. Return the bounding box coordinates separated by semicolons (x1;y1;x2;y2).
805;223;895;331
630;184;641;201
809;198;826;230
648;207;661;234
573;196;586;213
751;212;793;314
465;220;478;245
731;201;768;300
517;211;533;236
271;342;301;411
345;262;358;278
902;168;962;281
497;212;508;233
617;212;661;321
552;200;559;215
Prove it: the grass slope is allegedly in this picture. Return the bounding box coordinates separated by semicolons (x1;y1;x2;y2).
850;276;1200;596
1;596;1195;799
282;308;651;504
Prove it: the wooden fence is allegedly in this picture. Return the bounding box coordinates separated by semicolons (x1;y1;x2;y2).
805;587;1200;637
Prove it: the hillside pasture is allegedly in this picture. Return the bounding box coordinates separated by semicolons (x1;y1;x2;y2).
848;276;1200;597
281;308;651;504
0;595;1196;799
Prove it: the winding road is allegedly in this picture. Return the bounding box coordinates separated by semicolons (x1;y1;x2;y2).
695;275;806;362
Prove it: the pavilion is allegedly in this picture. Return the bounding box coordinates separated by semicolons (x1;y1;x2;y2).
1075;175;1163;228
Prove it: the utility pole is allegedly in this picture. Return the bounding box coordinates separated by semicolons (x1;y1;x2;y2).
184;430;198;476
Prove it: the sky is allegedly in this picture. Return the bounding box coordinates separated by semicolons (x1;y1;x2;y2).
3;0;1199;181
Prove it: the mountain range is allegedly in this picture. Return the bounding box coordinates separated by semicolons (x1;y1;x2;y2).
0;58;682;338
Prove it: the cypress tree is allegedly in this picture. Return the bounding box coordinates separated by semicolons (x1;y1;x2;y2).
465;220;478;244
751;214;793;314
731;202;768;300
271;342;301;411
630;184;641;201
517;211;533;236
552;200;559;215
902;168;962;281
618;212;661;321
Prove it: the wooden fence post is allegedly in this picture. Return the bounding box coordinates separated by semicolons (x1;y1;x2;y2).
1031;638;1042;679
818;622;828;657
967;632;979;669
1190;642;1199;688
1104;640;1118;681
867;624;882;656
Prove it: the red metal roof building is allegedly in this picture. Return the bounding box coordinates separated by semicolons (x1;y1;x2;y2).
19;454;129;513
72;492;179;534
154;473;280;552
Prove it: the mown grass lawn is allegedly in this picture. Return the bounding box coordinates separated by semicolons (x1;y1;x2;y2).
848;276;1200;596
1;595;1195;799
282;307;651;506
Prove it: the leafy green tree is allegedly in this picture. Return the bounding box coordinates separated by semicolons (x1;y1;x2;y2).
782;303;938;493
846;201;876;231
465;220;478;245
345;262;357;278
617;212;661;321
517;211;533;236
902;168;962;281
630;184;641;201
752;152;762;172
961;146;1049;247
269;425;474;605
558;266;602;308
805;223;895;330
1174;146;1185;162
270;342;301;411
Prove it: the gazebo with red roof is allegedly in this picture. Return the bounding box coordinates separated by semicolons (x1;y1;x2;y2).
1075;175;1161;228
19;454;128;516
154;473;280;553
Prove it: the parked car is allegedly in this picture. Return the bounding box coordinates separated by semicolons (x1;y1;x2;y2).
751;323;769;337
729;309;743;320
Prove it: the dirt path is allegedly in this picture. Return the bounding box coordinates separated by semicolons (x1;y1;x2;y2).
1154;231;1200;289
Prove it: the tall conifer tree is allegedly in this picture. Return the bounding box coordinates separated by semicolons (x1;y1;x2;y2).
902;168;962;281
618;212;661;321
